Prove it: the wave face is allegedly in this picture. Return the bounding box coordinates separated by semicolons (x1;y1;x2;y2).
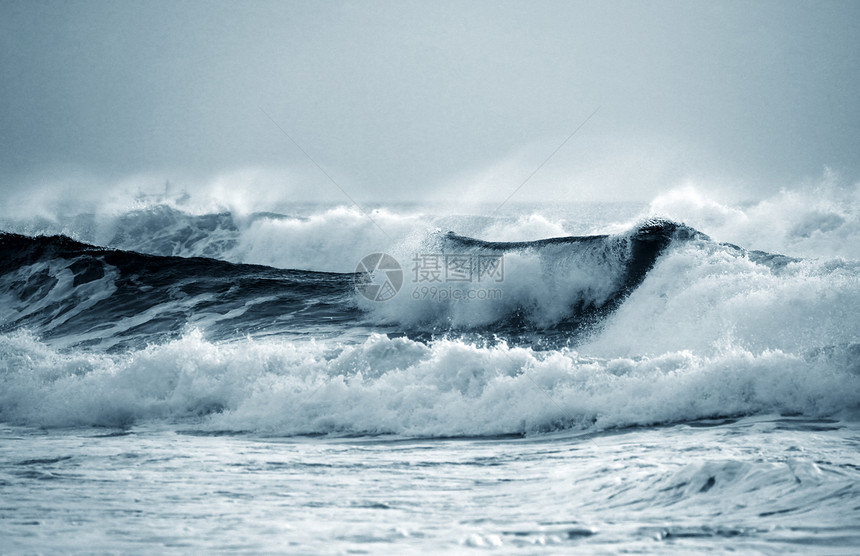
0;233;358;351
1;189;859;433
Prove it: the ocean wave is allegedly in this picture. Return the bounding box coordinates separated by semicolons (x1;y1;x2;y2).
362;220;860;363
0;204;424;273
0;330;857;433
0;232;358;349
0;202;640;273
360;220;707;332
3;212;858;348
1;213;858;434
0;220;716;343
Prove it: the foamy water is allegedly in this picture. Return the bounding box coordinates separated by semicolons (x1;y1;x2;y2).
3;417;858;554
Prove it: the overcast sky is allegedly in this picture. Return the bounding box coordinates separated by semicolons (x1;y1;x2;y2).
2;0;858;207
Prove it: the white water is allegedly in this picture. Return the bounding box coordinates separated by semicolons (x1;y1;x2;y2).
3;180;858;271
1;329;858;435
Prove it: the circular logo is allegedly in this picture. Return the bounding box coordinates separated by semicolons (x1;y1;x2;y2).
355;253;403;302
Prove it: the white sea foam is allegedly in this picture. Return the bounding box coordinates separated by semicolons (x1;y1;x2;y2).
226;206;425;272
0;199;644;272
646;175;860;259
1;328;857;434
583;242;860;357
5;175;858;277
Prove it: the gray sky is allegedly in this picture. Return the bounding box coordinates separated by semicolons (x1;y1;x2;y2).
2;0;858;207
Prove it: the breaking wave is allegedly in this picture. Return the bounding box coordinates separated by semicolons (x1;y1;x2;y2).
1;180;858;434
0;330;857;433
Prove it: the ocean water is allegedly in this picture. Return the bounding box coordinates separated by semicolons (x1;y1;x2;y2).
1;185;859;553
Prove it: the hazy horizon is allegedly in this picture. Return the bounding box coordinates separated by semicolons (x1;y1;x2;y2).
2;0;858;210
